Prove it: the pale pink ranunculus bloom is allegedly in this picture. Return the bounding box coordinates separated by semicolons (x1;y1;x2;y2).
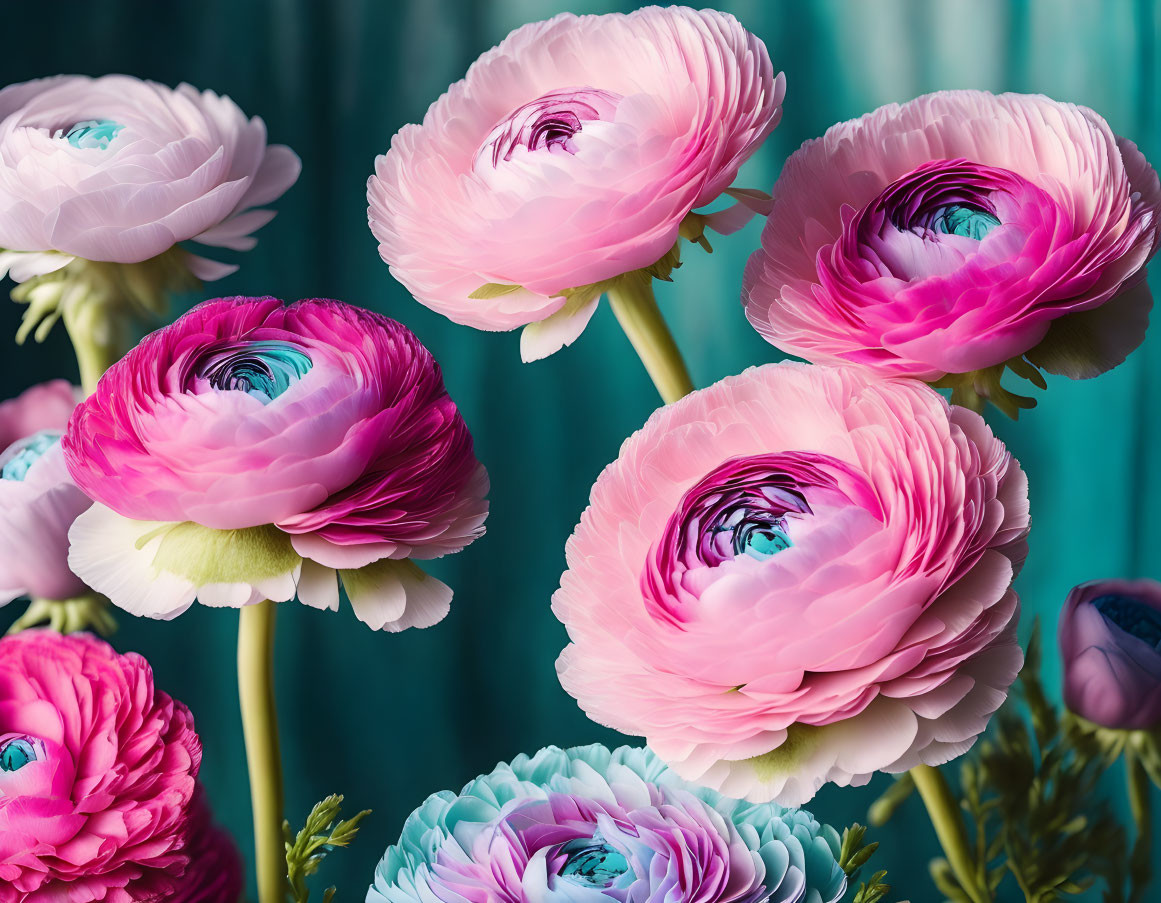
0;630;201;902
553;363;1029;806
63;296;489;631
742;91;1161;414
0;380;90;606
368;6;783;361
0;75;300;284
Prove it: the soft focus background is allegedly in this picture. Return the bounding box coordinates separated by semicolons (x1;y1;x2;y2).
1;0;1157;899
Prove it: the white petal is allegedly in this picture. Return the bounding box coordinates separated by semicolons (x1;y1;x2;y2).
254;566;300;603
184;252;238;281
197;582;264;607
519;293;600;362
296;558;340;612
68;505;197;620
340;559;451;632
0;250;75;282
67;504;302;618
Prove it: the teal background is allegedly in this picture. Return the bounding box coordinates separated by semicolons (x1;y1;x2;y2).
0;0;1158;899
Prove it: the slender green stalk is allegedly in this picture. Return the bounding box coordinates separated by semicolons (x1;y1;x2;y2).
238;601;286;903
606;273;695;405
62;295;127;395
910;765;991;903
1127;747;1152;902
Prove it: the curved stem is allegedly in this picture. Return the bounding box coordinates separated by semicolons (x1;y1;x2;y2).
1127;747;1152;902
238;601;286;903
911;765;991;903
606;273;695;404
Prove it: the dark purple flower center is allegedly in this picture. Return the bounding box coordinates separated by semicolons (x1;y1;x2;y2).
666;455;828;571
872;160;1004;240
478;88;622;168
190;340;313;403
1093;594;1161;649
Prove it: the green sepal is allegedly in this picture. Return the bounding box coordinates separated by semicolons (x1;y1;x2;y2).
145;521;300;585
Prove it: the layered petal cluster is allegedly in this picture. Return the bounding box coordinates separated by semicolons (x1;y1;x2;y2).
1059;578;1161;730
0;630;201;902
0;75;300;283
554;364;1029;805
170;787;244;903
0;380;91;605
368;6;783;360
742;91;1161;411
367;744;846;903
63;296;488;630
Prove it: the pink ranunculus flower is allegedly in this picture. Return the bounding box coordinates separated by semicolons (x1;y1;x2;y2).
0;630;201;902
368;6;783;361
169;787;243;903
553;363;1030;806
63;296;489;630
0;380;91;606
1058;578;1161;730
0;75;300;284
742;91;1161;416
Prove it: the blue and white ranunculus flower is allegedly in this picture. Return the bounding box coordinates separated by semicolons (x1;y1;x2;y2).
367;745;846;903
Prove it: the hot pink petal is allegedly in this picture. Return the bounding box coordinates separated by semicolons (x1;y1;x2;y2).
742;91;1161;381
0;631;201;900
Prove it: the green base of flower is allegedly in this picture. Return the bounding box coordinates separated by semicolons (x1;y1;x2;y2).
9;247;201;392
6;592;117;636
931;356;1048;420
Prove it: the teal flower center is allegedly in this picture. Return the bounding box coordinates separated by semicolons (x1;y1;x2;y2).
65;119;125;150
1093;594;1161;649
735;524;793;559
929;204;1000;240
0;737;37;772
0;429;62;481
558;839;629;887
201;341;313;403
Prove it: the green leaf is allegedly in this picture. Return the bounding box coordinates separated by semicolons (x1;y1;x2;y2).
286;795;372;903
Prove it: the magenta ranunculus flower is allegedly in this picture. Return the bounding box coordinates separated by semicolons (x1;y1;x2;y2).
368;6;783;361
742;91;1161;416
0;630;201;902
0;380;90;606
554;363;1029;805
1059;578;1161;730
0;75;300;284
169;788;244;903
63;296;489;630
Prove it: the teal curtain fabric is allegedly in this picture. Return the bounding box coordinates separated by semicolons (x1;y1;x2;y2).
1;0;1157;898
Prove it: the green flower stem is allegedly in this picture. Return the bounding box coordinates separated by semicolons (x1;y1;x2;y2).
238;600;287;903
1127;746;1153;901
606;273;695;405
910;765;990;903
63;293;127;395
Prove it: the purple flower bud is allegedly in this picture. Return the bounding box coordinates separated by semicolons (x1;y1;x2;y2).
1059;578;1161;729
